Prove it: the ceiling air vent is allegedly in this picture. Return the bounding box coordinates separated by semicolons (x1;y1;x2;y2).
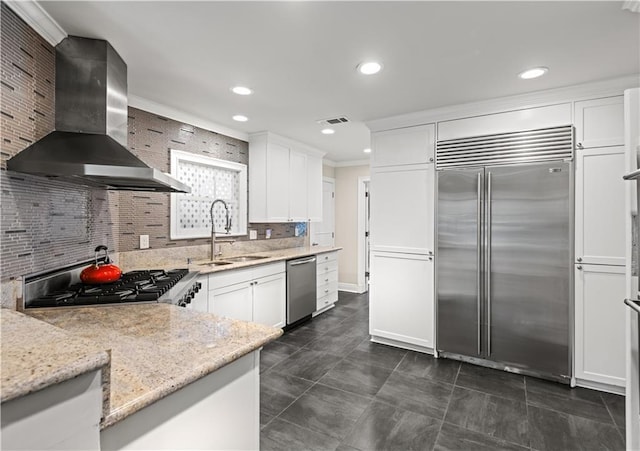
317;116;350;126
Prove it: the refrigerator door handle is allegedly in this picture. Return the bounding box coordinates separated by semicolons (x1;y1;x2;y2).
477;172;482;356
487;171;492;356
625;298;640;315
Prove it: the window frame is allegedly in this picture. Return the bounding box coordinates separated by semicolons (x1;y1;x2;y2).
169;149;248;240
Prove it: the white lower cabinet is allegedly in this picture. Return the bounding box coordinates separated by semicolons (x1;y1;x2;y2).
575;264;626;389
315;251;339;313
369;251;434;351
189;275;209;312
1;370;102;451
209;262;286;328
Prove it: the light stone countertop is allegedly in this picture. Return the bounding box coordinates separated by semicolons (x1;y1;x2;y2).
1;309;111;411
193;245;342;274
28;304;282;428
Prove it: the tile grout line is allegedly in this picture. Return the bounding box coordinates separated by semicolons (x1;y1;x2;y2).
431;361;462;450
600;392;626;442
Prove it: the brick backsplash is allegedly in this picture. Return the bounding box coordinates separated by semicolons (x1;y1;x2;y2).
0;4;294;292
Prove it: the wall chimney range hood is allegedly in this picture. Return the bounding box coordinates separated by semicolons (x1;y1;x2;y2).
7;36;190;193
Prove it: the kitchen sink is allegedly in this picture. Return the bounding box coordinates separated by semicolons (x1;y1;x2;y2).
202;261;233;266
224;255;269;262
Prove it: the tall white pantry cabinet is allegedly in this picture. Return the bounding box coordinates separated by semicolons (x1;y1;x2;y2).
574;95;627;391
369;124;436;352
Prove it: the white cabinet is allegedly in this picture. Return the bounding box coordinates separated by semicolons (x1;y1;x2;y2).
253;273;287;328
2;370;102;451
371;124;435;167
575;264;626;388
575;96;625;149
306;156;323;222
249;132;325;223
209;262;286;328
575;146;626;266
369;251;434;350
370;165;435;254
315;251;339;313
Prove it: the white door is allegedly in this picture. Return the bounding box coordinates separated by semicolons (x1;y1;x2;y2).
369;251;434;349
211;282;253;322
310;178;335;247
575;146;626;266
575;96;625;149
252;273;286;328
266;143;291;222
575;264;626;387
370;166;434;254
288;150;308;221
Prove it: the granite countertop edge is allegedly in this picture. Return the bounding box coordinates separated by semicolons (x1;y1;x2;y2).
193;245;342;274
101;326;282;429
0;309;111;405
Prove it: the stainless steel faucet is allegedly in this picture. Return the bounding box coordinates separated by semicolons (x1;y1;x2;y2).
210;199;232;260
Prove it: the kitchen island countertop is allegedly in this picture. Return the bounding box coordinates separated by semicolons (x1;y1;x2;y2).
1;309;110;406
28;304;282;428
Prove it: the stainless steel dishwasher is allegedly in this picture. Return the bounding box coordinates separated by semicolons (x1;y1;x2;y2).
286;256;317;326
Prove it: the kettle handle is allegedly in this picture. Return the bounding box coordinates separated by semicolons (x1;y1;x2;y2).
94;245;111;264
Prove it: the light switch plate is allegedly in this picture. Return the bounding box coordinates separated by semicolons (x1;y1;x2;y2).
139;234;149;249
249;230;257;240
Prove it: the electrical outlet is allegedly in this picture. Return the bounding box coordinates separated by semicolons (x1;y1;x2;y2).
139;234;149;249
249;230;257;240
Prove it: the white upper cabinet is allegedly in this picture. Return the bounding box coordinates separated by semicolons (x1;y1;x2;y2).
574;96;624;149
575;146;626;266
371;124;435;167
249;132;325;223
370;165;434;254
306;155;323;222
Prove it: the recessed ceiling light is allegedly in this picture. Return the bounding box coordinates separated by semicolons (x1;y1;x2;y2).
357;61;383;75
321;128;335;135
231;86;252;95
518;67;548;80
363;148;372;154
232;115;248;122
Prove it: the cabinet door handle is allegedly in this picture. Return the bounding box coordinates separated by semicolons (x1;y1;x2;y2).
577;142;584;150
577;257;582;262
577;265;583;270
325;278;329;282
324;289;329;293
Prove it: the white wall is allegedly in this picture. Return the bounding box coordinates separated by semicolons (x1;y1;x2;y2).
335;165;370;287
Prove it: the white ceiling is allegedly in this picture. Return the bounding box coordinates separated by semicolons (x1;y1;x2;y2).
37;1;640;162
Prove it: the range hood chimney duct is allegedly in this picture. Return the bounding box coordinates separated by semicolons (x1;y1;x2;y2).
7;36;190;193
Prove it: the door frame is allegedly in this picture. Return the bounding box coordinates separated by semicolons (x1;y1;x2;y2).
356;175;370;293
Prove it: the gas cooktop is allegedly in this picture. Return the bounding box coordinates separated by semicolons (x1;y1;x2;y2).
29;269;192;307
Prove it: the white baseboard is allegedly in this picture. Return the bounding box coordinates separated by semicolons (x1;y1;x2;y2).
370;336;435;355
576;378;625;396
338;283;367;294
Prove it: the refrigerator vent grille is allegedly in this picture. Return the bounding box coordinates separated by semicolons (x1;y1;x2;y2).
436;125;573;169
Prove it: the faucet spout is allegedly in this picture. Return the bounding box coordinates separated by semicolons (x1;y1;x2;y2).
210;199;231;260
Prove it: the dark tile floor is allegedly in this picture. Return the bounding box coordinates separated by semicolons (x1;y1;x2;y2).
260;291;626;451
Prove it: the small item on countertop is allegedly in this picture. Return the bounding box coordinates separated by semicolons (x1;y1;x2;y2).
80;245;122;284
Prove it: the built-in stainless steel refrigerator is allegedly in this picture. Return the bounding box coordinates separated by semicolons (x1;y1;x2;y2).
436;126;573;383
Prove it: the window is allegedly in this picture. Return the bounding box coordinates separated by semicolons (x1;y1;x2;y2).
170;149;247;239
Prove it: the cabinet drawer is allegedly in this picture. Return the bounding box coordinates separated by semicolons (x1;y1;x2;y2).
209;262;285;290
317;270;338;288
316;252;337;265
317;259;338;275
316;290;338;310
210;267;253;290
317;281;338;299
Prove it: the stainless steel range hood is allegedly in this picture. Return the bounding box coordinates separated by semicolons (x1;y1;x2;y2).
7;36;190;193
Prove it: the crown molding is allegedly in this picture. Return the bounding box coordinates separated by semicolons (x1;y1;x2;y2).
128;95;249;142
322;159;337;167
248;131;326;158
5;0;66;46
366;74;640;132
333;159;370;168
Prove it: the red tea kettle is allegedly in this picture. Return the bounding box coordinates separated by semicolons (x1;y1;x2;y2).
80;245;122;284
